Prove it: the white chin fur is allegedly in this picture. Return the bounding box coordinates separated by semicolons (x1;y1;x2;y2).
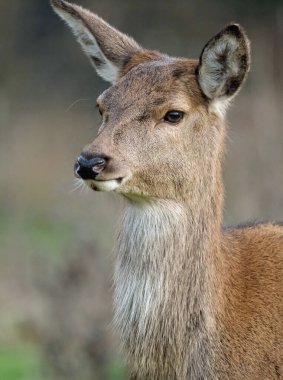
86;179;120;192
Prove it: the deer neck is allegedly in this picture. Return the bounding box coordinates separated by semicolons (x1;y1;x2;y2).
114;184;223;378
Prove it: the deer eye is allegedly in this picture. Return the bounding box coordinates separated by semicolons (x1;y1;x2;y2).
164;110;184;124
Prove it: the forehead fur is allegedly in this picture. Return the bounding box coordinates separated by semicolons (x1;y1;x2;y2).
100;56;205;112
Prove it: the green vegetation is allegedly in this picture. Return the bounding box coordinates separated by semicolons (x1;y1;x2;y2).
108;360;127;380
0;212;74;260
0;345;42;380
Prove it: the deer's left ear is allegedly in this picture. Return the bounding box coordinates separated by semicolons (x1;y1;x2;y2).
197;24;250;104
51;0;141;84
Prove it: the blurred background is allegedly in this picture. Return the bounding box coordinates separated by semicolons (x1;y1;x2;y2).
0;0;283;379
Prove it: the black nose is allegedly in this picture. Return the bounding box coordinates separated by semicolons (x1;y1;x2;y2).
74;154;107;180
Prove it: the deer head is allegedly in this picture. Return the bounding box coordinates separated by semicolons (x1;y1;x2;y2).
51;0;250;204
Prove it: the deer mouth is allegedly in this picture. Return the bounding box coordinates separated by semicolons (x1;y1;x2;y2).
87;178;124;192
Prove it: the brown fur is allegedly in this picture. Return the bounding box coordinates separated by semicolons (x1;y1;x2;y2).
51;1;283;379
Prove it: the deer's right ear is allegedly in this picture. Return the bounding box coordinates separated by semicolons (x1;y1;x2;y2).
50;0;141;84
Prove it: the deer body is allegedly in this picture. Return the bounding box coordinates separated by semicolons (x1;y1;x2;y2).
51;1;283;378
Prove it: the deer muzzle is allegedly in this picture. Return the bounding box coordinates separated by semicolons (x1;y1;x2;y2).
74;154;107;180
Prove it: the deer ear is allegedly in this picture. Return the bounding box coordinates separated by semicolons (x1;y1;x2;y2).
197;24;250;106
51;0;141;83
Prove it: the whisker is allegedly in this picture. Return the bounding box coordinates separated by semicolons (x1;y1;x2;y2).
80;181;90;194
70;178;91;195
66;98;90;113
70;178;85;193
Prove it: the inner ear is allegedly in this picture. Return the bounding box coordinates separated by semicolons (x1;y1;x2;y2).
197;24;250;101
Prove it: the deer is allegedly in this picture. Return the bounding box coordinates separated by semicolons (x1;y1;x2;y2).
51;1;283;379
